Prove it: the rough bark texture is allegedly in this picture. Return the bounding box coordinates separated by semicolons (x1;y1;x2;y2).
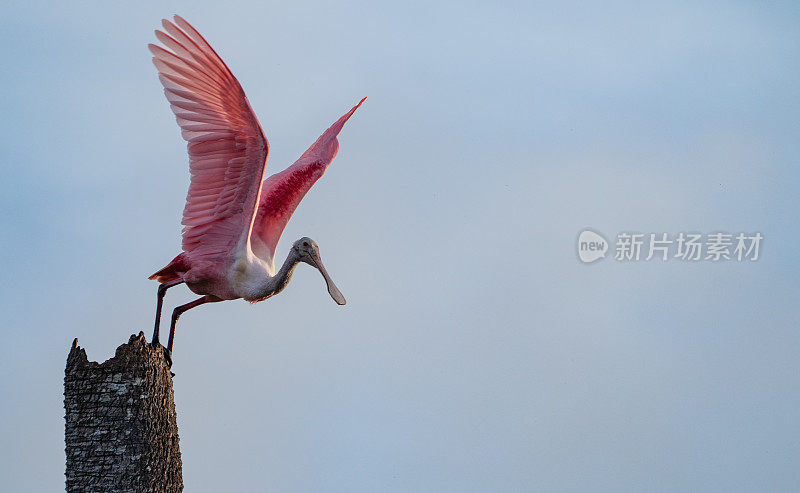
64;332;183;492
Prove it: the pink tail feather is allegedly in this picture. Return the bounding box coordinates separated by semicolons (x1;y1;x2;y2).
149;253;188;283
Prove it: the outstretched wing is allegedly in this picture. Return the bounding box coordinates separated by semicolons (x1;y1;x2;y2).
250;98;366;271
149;15;269;262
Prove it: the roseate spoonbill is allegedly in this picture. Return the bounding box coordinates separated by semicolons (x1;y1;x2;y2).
146;15;364;364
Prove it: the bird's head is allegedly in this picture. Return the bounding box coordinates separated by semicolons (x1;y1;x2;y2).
292;237;346;305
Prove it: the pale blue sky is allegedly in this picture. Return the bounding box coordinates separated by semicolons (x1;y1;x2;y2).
2;1;799;491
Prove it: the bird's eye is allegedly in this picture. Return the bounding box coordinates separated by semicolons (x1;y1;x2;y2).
302;241;309;247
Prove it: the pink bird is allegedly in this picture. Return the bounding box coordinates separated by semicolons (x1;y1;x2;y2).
147;15;364;364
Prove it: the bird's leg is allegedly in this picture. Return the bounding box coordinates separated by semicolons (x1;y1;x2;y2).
152;279;184;347
166;296;209;367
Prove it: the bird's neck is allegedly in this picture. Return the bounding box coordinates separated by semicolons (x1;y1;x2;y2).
251;250;301;301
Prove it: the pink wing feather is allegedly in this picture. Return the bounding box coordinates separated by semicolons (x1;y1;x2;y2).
250;97;366;270
149;15;269;263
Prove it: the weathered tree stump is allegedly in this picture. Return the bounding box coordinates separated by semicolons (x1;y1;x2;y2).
64;332;183;492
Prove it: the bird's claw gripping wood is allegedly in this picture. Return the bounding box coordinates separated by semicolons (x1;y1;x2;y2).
160;344;173;369
147;15;361;364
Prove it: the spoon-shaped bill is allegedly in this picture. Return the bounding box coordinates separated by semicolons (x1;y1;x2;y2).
310;253;346;305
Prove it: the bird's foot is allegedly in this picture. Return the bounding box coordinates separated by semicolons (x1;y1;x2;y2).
152;341;173;369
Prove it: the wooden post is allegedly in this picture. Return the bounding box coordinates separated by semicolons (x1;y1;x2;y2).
64;332;183;492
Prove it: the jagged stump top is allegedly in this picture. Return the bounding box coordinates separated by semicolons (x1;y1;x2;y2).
64;332;183;493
